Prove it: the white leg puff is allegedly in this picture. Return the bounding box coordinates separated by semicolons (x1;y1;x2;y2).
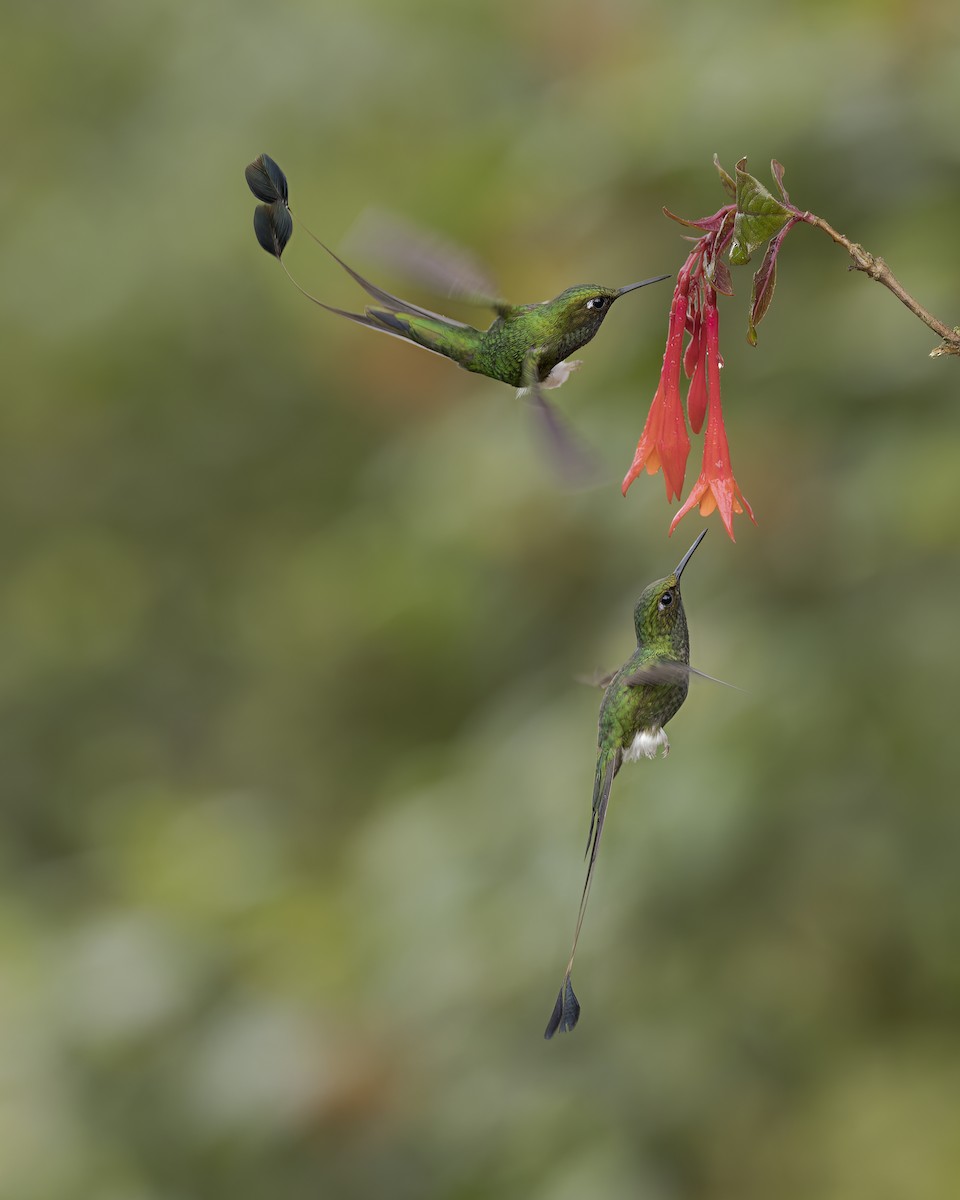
624;726;670;762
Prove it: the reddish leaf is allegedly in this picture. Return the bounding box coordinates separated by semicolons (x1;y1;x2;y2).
713;209;737;263
713;155;737;199
663;204;736;233
770;159;790;203
746;256;774;346
709;257;734;297
746;218;796;345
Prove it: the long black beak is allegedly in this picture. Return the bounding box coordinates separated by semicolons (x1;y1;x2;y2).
617;274;671;296
674;529;707;580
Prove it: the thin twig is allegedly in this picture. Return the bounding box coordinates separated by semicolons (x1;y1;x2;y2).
799;212;960;358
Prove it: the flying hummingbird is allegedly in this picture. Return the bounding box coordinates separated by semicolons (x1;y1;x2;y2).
244;154;669;474
545;529;720;1039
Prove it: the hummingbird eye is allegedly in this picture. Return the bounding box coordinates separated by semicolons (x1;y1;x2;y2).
586;296;608;311
658;590;674;610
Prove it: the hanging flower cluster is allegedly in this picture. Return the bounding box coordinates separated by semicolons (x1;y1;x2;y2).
621;203;753;541
623;158;803;540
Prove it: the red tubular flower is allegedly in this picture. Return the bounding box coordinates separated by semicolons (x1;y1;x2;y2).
668;295;756;541
684;302;708;434
621;272;691;502
623;191;759;541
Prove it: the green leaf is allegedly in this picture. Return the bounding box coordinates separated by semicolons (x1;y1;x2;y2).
729;157;792;265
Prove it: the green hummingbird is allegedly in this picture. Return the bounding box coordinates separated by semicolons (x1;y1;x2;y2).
244;154;669;473
545;529;716;1039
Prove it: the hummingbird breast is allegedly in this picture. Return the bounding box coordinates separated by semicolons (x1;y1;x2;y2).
600;667;689;761
471;308;604;387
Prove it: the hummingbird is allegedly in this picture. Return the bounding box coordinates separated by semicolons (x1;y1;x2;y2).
244;153;669;474
545;529;718;1039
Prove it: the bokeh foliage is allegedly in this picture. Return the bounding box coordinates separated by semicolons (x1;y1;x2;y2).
2;1;960;1197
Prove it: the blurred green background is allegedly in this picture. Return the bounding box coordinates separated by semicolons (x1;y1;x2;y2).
3;1;960;1196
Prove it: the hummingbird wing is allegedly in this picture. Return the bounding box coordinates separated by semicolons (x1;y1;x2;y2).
521;348;598;485
308;242;475;327
342;207;507;312
574;668;619;688
621;660;692;687
621;661;739;689
544;748;622;1040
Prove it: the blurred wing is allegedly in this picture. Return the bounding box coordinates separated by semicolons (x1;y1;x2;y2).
621;660;691;687
343;207;504;310
310;239;474;326
574;668;618;688
521;348;599;486
622;661;739;689
688;665;741;689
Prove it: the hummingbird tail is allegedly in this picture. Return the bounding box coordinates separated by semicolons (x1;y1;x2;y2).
584;749;620;860
574;752;618;941
245;155;288;206
544;974;581;1039
358;307;480;366
245;154;480;365
544;751;619;1041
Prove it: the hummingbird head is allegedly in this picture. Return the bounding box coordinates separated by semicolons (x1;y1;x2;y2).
632;530;707;649
548;275;670;342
